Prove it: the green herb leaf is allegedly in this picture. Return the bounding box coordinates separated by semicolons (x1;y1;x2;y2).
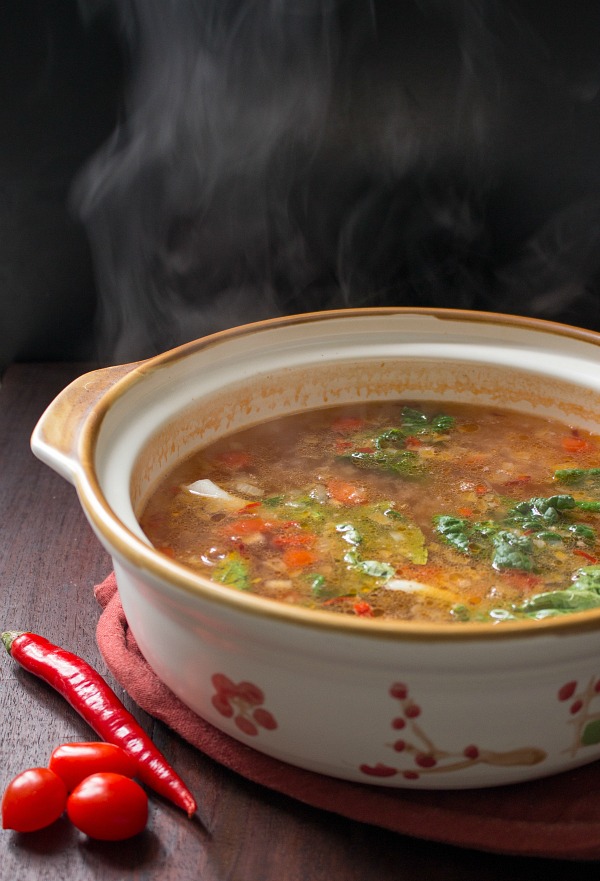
516;589;600;616
555;468;600;486
571;565;600;592
278;495;326;526
433;515;473;554
344;449;425;478
371;408;455;454
336;523;362;545
505;495;597;545
308;574;326;595
450;604;471;622
400;407;455;435
575;501;600;513
508;496;576;528
353;559;396;578
491;531;534;571
374;428;405;450
385;515;428;565
434;517;534;571
508;566;600;618
456;565;600;622
568;523;596;541
213;552;250;591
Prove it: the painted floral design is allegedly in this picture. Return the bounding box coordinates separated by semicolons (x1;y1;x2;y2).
359;681;547;779
558;676;600;754
211;673;278;736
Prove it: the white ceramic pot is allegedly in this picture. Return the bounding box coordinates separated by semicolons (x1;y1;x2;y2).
31;308;600;788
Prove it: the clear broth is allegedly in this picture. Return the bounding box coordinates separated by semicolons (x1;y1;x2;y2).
139;401;600;623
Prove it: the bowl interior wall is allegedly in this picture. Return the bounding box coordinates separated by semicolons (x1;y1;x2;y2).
130;356;600;517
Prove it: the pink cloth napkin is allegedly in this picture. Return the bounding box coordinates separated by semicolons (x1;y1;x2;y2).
95;572;600;860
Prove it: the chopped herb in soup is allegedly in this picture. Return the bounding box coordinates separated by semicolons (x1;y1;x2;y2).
139;402;600;623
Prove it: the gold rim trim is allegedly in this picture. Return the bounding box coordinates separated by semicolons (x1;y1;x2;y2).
74;307;600;642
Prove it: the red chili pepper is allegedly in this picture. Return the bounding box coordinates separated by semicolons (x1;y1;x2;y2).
241;501;262;511
1;631;196;818
573;548;598;563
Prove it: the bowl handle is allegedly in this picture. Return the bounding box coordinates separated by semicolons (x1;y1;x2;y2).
31;362;142;485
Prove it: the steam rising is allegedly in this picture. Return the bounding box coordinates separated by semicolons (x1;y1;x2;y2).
74;1;600;361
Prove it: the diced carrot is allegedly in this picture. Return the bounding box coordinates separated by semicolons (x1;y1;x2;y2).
330;416;365;432
561;436;590;453
216;450;252;469
158;546;175;558
353;601;373;617
282;548;318;568
456;507;474;518
404;436;422;449
223;517;273;535
327;479;368;505
475;484;488;495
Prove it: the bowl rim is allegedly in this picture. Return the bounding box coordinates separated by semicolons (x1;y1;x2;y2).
73;306;600;642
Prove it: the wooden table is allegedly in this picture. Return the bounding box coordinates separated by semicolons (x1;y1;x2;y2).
1;361;598;881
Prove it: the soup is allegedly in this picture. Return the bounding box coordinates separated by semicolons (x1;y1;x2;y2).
139;401;600;623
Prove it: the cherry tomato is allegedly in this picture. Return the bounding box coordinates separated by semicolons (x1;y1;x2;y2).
2;767;67;832
48;742;138;792
67;773;148;840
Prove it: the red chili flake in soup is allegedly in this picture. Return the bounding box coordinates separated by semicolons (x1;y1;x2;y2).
139;401;600;624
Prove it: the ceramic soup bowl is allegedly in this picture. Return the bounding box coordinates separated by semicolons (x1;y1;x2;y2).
32;308;600;788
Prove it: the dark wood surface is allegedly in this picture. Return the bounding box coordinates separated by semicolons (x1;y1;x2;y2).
1;362;598;881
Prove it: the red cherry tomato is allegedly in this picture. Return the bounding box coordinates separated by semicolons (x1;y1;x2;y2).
48;742;138;792
67;773;148;841
2;767;67;832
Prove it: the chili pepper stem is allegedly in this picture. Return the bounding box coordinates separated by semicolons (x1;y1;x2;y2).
2;631;22;653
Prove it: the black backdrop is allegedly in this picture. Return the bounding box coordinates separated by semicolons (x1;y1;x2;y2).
0;0;122;366
3;1;600;367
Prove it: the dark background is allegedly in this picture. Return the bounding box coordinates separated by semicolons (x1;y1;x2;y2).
3;1;600;367
0;0;122;366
